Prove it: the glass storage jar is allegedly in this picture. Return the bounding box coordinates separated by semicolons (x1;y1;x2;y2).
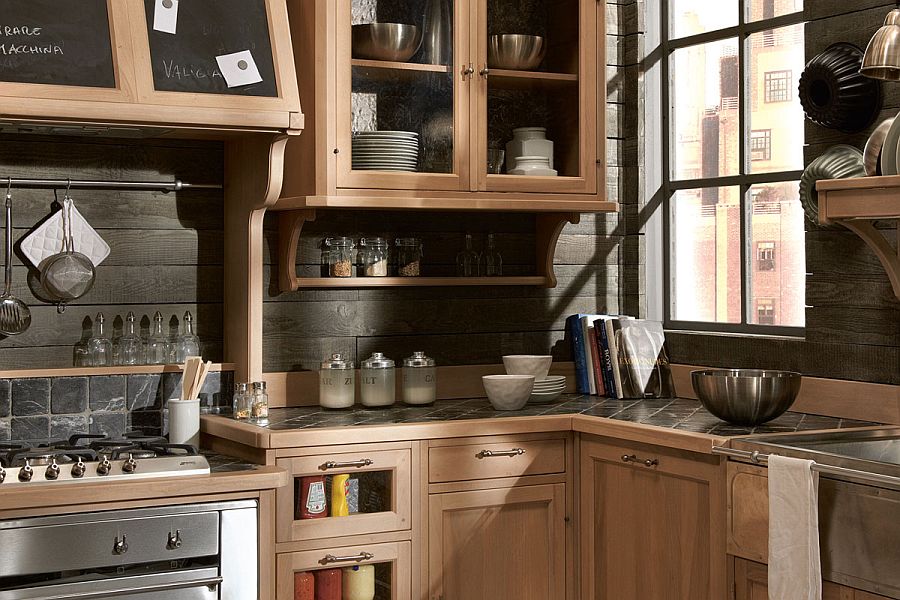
319;353;355;408
233;382;251;420
360;352;396;407
357;237;389;277
250;381;269;423
324;237;355;278
395;237;423;277
402;351;436;405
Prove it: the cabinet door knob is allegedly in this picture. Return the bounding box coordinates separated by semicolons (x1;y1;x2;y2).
621;454;659;468
461;63;475;79
479;67;490;77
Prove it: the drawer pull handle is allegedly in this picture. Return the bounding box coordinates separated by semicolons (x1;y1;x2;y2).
476;448;525;459
320;552;375;565
622;454;659;468
320;459;374;470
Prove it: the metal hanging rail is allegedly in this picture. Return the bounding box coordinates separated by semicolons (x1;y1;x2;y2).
712;446;900;489
0;177;222;191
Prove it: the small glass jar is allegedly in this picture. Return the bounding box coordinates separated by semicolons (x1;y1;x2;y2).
402;351;436;405
324;237;355;278
395;237;423;277
357;237;389;277
360;352;396;407
250;381;269;423
319;353;355;409
233;382;251;420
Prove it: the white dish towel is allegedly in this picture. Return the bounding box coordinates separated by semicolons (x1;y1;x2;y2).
768;454;822;600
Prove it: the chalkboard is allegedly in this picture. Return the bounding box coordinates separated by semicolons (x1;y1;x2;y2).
144;0;278;97
0;0;116;88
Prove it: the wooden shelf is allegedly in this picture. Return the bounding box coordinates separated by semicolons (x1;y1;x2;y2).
817;176;900;300
291;276;549;288
351;59;450;82
488;69;579;90
274;194;617;213
0;363;235;379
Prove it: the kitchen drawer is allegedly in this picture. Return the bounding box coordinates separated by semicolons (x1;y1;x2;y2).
276;540;411;600
276;447;411;543
429;438;566;484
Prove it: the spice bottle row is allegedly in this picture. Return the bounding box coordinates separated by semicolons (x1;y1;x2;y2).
294;566;377;600
232;381;269;423
322;237;421;278
320;351;436;408
74;310;201;367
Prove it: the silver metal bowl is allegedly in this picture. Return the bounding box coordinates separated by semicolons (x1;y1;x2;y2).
488;34;546;70
691;369;802;426
352;24;422;62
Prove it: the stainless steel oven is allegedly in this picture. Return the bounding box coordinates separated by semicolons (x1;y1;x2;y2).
0;500;257;600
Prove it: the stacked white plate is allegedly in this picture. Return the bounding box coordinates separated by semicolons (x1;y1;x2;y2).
352;131;420;172
529;375;567;404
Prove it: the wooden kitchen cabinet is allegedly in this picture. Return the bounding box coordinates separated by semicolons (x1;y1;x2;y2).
579;436;727;600
733;558;893;600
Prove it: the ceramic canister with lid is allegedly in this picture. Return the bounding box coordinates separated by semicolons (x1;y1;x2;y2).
319;353;355;409
402;351;437;405
505;127;554;172
360;352;396;407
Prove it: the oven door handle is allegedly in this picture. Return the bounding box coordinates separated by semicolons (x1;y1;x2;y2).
36;576;224;600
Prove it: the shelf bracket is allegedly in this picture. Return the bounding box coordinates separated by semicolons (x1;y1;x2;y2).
536;212;581;289
836;220;900;301
277;209;318;293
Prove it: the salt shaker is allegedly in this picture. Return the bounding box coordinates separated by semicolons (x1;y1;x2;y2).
402;351;436;405
360;352;396;407
319;353;355;409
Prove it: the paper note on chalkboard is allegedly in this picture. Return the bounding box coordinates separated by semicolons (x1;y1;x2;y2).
216;50;262;88
153;0;179;34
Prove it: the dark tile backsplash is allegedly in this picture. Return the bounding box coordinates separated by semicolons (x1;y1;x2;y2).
0;371;233;442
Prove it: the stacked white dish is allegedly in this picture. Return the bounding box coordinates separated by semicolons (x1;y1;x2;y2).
529;375;566;404
352;131;420;172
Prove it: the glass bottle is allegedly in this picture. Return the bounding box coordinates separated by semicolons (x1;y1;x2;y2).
357;237;389;277
146;311;170;365
482;233;503;277
87;313;114;367
176;311;201;363
233;382;251;420
360;352;396;407
319;353;355;409
324;237;355;278
402;351;437;405
118;311;144;366
456;233;480;277
250;381;269;423
395;237;423;277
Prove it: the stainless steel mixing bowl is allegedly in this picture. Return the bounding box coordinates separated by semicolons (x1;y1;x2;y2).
691;369;802;426
352;24;422;62
488;34;546;70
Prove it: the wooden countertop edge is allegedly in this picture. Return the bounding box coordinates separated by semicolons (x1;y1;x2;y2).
571;416;729;454
0;466;288;512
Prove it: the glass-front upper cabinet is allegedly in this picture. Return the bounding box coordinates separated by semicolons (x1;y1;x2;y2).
476;0;599;194
336;0;469;191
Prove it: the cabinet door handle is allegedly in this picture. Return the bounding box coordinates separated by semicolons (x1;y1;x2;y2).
476;448;525;459
622;454;659;467
479;67;490;78
461;63;475;79
320;552;375;565
319;458;374;470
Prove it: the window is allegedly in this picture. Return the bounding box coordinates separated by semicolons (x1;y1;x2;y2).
764;70;792;103
663;1;805;334
750;129;771;161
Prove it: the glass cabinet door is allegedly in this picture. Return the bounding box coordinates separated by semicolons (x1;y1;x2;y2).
477;0;599;194
336;0;469;191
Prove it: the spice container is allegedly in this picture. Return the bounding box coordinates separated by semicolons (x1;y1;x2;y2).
402;351;437;405
357;237;389;277
342;565;375;600
324;237;355;278
250;381;269;423
298;475;328;519
233;382;251;421
319;353;356;409
395;237;422;277
360;352;396;407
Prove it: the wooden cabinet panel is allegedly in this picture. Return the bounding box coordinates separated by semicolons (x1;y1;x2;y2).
727;462;769;562
733;558;893;600
428;484;567;600
428;438;566;483
580;437;727;600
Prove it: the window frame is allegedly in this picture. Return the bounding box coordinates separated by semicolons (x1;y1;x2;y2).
750;129;772;161
660;0;805;337
764;69;793;103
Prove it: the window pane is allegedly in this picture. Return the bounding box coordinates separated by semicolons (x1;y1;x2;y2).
671;39;740;180
670;187;742;324
748;183;805;327
748;24;805;174
670;0;738;38
747;0;803;21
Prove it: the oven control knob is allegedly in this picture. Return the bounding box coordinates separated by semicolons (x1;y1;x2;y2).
113;534;128;555
45;459;61;481
167;529;183;550
71;460;86;478
0;467;5;484
122;454;138;474
18;461;33;482
97;458;112;476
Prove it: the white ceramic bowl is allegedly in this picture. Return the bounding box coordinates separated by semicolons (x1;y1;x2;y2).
528;390;564;404
502;355;553;380
483;375;535;411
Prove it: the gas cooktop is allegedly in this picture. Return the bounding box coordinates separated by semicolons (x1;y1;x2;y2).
0;432;210;488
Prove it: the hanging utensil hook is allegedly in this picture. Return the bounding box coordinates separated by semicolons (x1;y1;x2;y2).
64;178;71;199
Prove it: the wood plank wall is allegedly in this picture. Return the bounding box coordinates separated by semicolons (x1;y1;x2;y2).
660;2;900;384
